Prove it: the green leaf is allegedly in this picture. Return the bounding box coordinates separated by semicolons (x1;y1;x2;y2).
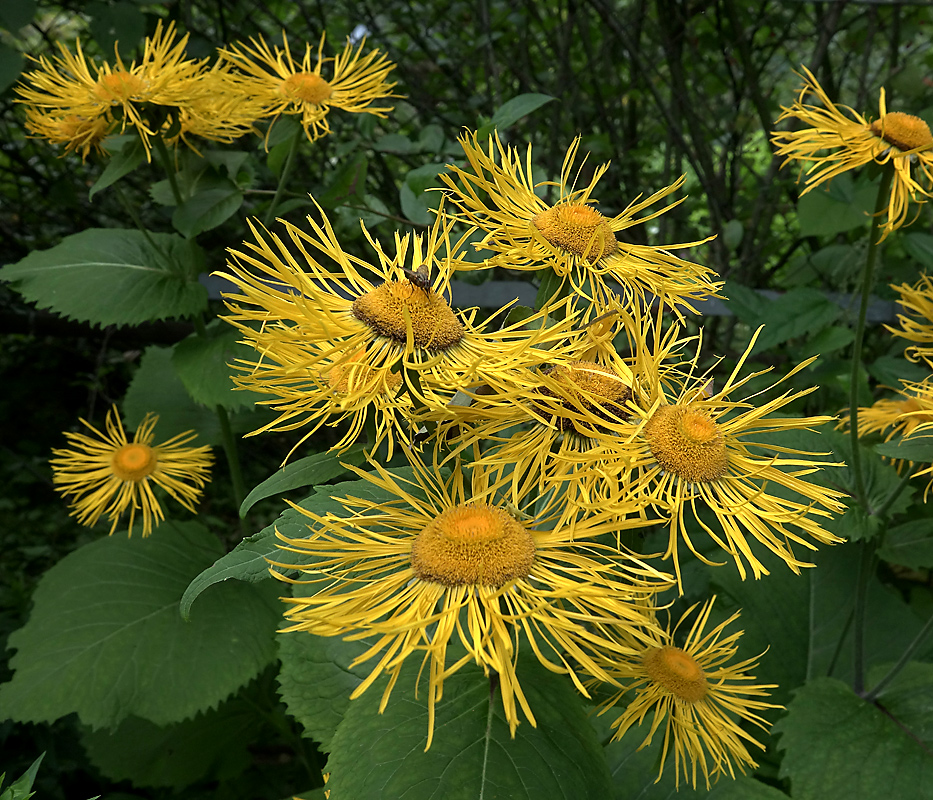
277;631;370;752
477;93;556;138
239;446;367;517
0;753;43;800
876;433;933;463
86;1;146;60
747;288;841;353
123;345;222;444
325;659;612;799
80;699;262;788
88;137;145;200
797;172;877;237
878;518;933;569
903;233;933;269
776;678;933;799
373;133;418;154
0;44;25;95
400;182;432;225
171;181;244;238
867;661;933;747
868;355;929;389
0;229;209;327
535;266;564;310
0;0;38;31
317;153;368;207
0;521;280;729
171;321;263;411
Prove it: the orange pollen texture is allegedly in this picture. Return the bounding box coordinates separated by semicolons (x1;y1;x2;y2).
351;280;465;352
410;503;536;587
111;443;157;482
642;645;708;703
538;361;632;432
643;404;729;483
870;112;933;152
531;203;619;262
94;72;148;102
279;73;333;104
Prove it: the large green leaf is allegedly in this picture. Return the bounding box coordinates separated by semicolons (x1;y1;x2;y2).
775;678;933;799
875;433;933;463
477;93;556;138
0;229;208;327
797;172;877;237
171;181;244;238
0;521;280;730
878;518;933;569
276;631;370;751
867;661;933;747
172;321;264;411
325;659;612;799
88;136;145;200
80;698;262;788
0;753;43;800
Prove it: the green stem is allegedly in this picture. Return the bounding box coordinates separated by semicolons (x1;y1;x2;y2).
152;136;184;207
865;610;933;701
264;130;301;227
852;539;874;695
848;163;895;507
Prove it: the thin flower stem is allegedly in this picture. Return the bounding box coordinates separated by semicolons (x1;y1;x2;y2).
852;539;874;695
848;163;895;507
864;610;933;701
152;136;184;207
264;130;301;227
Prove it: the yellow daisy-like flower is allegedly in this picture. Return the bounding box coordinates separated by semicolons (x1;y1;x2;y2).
272;454;672;747
439;132;721;317
888;273;933;364
597;598;778;790
772;66;933;239
220;32;398;144
616;328;845;587
16;22;211;159
218;205;579;457
23;108;114;159
50;407;213;537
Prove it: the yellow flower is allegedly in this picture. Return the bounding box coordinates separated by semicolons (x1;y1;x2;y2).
888;273;933;364
218;205;579;457
23;108;114;159
597;598;778;790
618;328;846;587
272;454;672;747
16;22;211;159
50;407;213;537
772;66;933;238
439;132;721;317
220;32;398;144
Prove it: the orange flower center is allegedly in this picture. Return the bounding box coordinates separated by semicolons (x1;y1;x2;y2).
280;73;333;104
94;71;148;102
531;203;618;263
538;361;633;433
643;404;729;483
352;280;464;352
410;504;536;587
642;645;708;703
870;112;933;152
111;443;157;482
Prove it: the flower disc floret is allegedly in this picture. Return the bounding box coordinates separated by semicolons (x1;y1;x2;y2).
643;404;729;483
351;281;465;351
280;72;333;104
111;443;157;481
642;646;708;703
94;71;148;102
538;360;633;432
411;504;535;586
532;204;618;262
870;112;933;153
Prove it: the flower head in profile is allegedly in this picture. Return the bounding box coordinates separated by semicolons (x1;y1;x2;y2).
50;407;213;537
272;454;672;747
773;66;933;238
220;32;398;144
888;273;933;364
596;598;778;790
16;22;211;159
616;326;846;588
439;132;721;317
23;108;114;159
218;205;580;458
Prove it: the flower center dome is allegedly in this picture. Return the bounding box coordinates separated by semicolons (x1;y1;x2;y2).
642;645;708;703
531;204;618;263
410;504;536;587
870;112;933;152
94;72;148;102
111;443;157;482
643;404;729;483
352;280;464;352
538;361;633;432
280;73;333;105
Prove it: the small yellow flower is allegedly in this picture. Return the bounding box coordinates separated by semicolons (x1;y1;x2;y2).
23;108;114;159
50;407;213;537
220;32;398;144
16;22;212;159
773;66;933;238
888;273;933;364
597;598;778;790
273;454;672;747
439;132;721;317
